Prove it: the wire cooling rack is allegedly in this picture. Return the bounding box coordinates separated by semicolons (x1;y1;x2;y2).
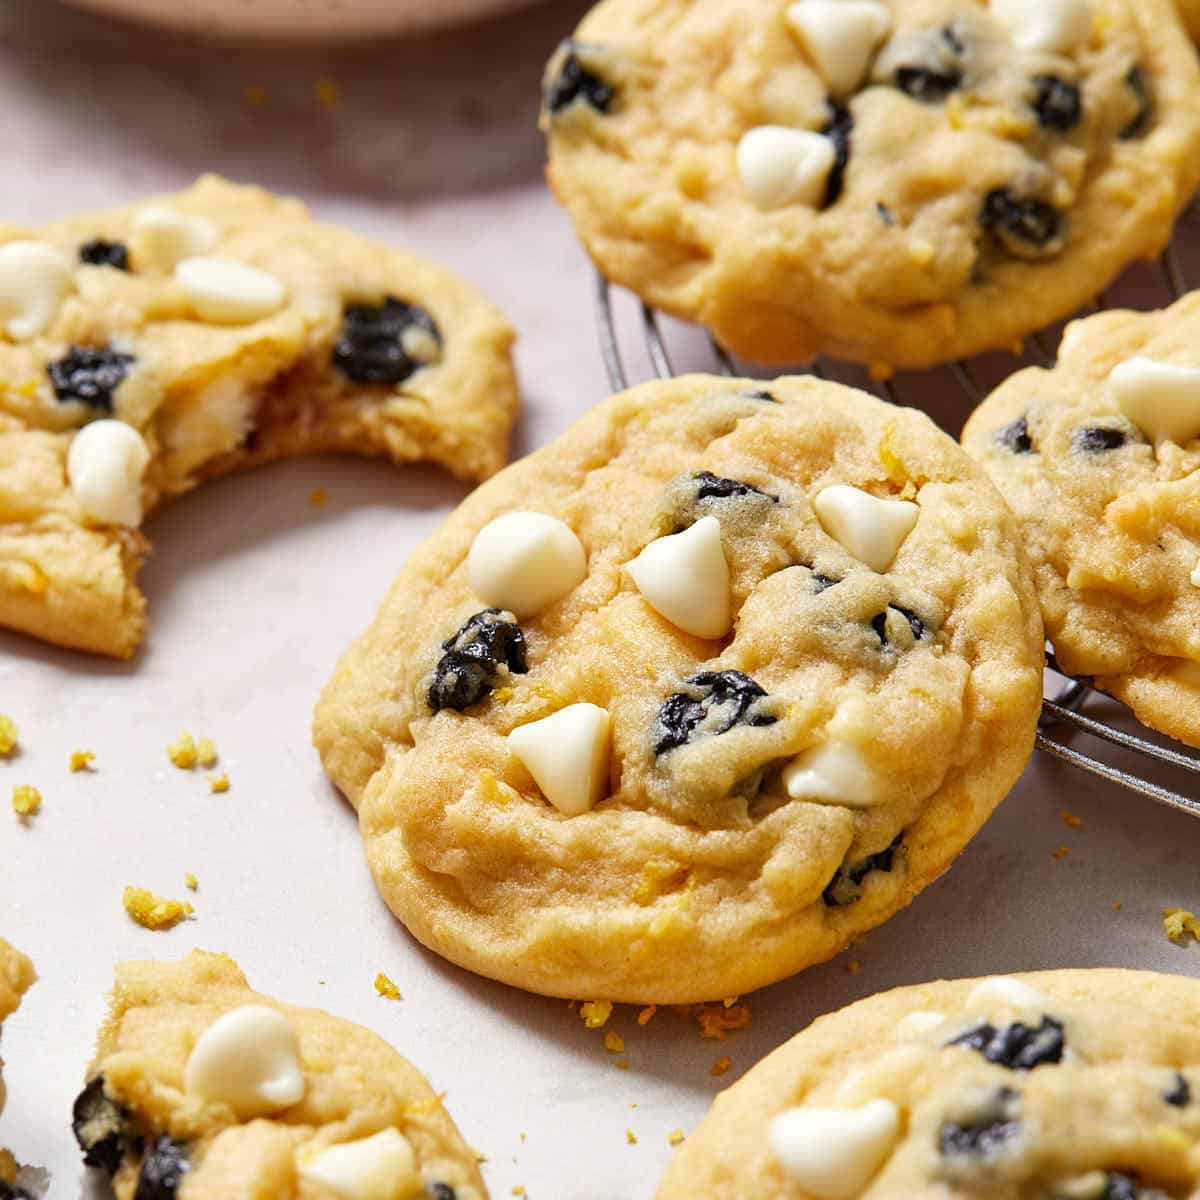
592;202;1200;819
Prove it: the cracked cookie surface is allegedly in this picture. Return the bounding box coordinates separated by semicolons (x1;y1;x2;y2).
0;175;518;658
962;292;1200;747
542;0;1200;370
73;950;486;1200
314;374;1043;1004
657;969;1200;1200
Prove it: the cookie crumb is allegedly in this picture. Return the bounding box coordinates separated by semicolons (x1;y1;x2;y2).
314;77;341;108
1061;810;1082;829
667;1129;685;1146
615;1059;630;1070
69;750;95;772
625;1130;637;1145
1113;901;1123;911
167;732;197;769
309;486;328;507
721;996;738;1008
0;715;18;756
845;959;862;975
1164;908;1200;945
208;773;230;794
374;972;402;1000
122;886;193;930
710;1055;732;1077
580;1000;613;1029
196;737;218;768
636;1004;657;1026
603;1030;625;1053
1052;845;1070;860
184;873;198;891
519;1132;526;1144
11;784;40;818
691;1003;751;1041
510;1188;526;1198
243;82;268;108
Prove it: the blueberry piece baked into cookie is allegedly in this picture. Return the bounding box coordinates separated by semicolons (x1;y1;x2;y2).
72;950;487;1200
963;291;1200;748
541;0;1200;370
657;969;1200;1199
0;175;518;658
0;940;36;1200
314;374;1044;1003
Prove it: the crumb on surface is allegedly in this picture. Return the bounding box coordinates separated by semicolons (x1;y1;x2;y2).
69;750;95;772
637;1004;657;1026
510;1188;526;1198
12;784;40;818
710;1055;732;1077
314;77;341;107
625;1130;637;1145
208;773;230;794
1114;901;1123;911
845;959;862;975
184;873;198;891
308;486;328;507
243;82;268;107
615;1059;630;1070
167;732;197;769
0;715;17;756
123;886;193;931
1164;908;1200;945
1052;845;1070;860
519;1132;526;1144
374;972;402;1001
1061;810;1082;829
681;1003;752;1041
196;738;218;768
604;1031;625;1054
668;1129;685;1146
581;1000;613;1029
721;996;738;1008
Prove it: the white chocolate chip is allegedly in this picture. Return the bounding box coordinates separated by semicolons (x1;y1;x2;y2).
736;126;837;211
131;206;218;271
989;0;1091;53
814;485;918;573
184;1004;305;1118
163;376;254;456
782;740;881;807
400;323;441;366
297;1129;420;1200
67;420;151;527
508;702;612;817
626;515;731;639
0;241;74;340
899;1010;946;1034
965;976;1047;1015
1192;557;1200;588
175;256;285;324
468;511;587;618
769;1099;900;1200
1109;356;1200;447
785;1;892;97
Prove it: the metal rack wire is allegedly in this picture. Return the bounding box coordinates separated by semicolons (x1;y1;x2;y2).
592;207;1200;820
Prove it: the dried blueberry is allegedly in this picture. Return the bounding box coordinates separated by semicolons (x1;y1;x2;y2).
824;834;903;906
939;1088;1021;1157
876;202;896;226
820;100;853;207
995;416;1033;454
894;27;964;102
1032;75;1082;132
1122;67;1152;139
653;670;776;756
741;388;779;403
545;41;614;114
428;609;528;713
48;345;134;411
79;239;130;270
1073;426;1126;453
72;1077;131;1175
333;298;441;386
692;471;777;502
811;571;839;593
871;604;927;647
949;1016;1064;1070
426;1186;458;1200
134;1137;188;1200
1165;1071;1190;1107
980;190;1062;257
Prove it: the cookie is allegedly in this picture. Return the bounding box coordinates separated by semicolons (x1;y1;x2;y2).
541;0;1200;370
657;968;1200;1199
313;374;1044;1004
0;939;35;1200
962;291;1200;748
71;950;487;1200
0;175;518;658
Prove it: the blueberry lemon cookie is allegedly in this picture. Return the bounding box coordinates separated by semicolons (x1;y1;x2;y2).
1179;0;1200;41
72;950;486;1200
0;940;36;1200
658;969;1200;1199
0;175;518;658
962;291;1200;747
314;374;1043;1003
541;0;1200;370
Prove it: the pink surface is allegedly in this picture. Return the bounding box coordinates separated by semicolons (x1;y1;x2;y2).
2;3;1200;1198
